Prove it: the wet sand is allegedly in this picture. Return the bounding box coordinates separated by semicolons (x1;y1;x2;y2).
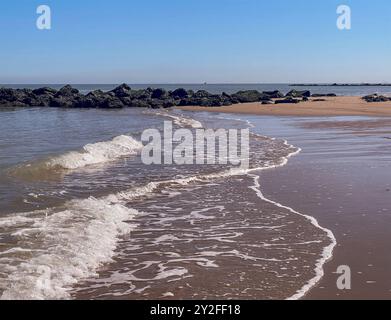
179;96;391;117
232;115;391;299
178;105;391;299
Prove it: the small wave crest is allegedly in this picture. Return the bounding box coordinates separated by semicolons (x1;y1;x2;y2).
145;110;203;129
9;135;143;180
48;135;143;170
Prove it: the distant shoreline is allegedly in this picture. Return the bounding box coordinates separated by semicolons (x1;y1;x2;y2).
291;83;391;87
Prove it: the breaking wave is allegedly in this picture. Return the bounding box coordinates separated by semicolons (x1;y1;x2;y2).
8;135;143;181
48;135;143;170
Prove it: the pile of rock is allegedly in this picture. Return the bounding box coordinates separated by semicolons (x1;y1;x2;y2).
273;90;336;104
362;94;391;103
0;85;203;109
0;84;338;109
311;93;337;97
0;85;275;109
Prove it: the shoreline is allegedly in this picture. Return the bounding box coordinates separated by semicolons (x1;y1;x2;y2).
248;165;337;300
179;96;391;117
219;113;391;299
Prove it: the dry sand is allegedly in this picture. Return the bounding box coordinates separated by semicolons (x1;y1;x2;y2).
179;96;391;117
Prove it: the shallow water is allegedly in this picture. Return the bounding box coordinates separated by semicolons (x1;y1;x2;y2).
0;106;334;300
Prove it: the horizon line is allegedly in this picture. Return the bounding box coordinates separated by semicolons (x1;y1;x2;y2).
2;82;391;86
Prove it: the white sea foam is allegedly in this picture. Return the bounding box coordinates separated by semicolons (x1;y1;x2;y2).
0;173;205;300
167;113;203;129
215;115;255;128
240;132;337;300
249;173;336;300
0;196;139;300
147;110;203;129
48;135;143;170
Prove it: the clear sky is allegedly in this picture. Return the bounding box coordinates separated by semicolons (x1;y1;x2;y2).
1;0;391;84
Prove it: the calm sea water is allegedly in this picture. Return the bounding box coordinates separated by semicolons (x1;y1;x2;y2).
0;86;338;300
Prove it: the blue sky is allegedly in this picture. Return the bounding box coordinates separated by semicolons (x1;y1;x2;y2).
1;0;391;83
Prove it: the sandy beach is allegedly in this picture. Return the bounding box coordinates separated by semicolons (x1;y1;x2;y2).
179;96;391;117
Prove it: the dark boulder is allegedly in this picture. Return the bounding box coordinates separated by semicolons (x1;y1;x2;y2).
87;89;105;98
32;87;57;96
2;88;47;106
179;94;232;107
129;89;152;100
111;83;131;98
50;97;75;108
21;95;39;106
119;97;133;107
128;99;151;108
75;98;97;108
51;86;83;107
263;90;284;98
34;95;52;107
150;99;174;109
259;94;274;102
151;88;168;99
161;98;177;108
286;90;311;98
99;97;125;109
170;88;189;99
0;88;19;102
55;85;80;97
231;90;264;103
0;100;28;107
311;93;337;97
0;100;10;107
229;96;240;104
362;94;391;102
221;92;236;104
178;98;205;107
275;98;301;104
74;90;107;108
210;94;232;106
193;90;212;98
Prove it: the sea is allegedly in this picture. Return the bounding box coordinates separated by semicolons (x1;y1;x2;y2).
0;83;387;300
